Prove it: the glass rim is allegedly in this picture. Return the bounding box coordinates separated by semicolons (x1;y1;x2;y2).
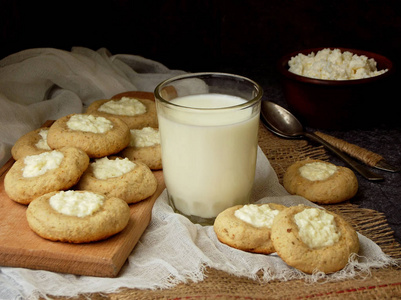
154;72;263;111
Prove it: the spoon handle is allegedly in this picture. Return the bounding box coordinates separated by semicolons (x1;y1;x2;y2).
304;132;384;181
314;131;399;172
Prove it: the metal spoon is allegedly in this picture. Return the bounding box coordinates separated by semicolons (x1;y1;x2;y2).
260;101;384;181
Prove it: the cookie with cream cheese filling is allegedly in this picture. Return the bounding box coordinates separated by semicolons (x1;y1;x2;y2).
86;96;158;129
271;204;359;274
76;156;157;204
120;127;162;170
11;127;52;160
4;147;89;205
47;113;130;158
214;203;287;254
26;190;130;243
283;159;358;204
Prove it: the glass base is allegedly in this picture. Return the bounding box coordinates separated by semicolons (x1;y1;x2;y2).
168;193;216;226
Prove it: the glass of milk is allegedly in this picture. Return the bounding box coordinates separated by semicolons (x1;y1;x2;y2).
154;72;262;225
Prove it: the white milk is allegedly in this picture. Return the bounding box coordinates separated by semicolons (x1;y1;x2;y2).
158;93;259;219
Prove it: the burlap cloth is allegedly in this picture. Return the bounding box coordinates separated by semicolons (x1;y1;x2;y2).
50;124;401;300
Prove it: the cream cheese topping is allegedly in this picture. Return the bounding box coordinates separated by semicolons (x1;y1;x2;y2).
299;161;337;181
288;48;388;80
49;190;104;217
91;157;136;180
98;97;147;116
22;150;64;178
294;208;341;249
234;204;280;228
35;128;51;150
66;114;113;133
129;127;160;148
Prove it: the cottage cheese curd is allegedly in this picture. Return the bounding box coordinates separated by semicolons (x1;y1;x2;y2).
35;129;51;150
98;97;147;116
129;127;160;148
234;204;280;228
49;190;104;217
294;208;341;249
299;161;337;181
22;150;64;178
288;48;388;80
67;114;113;133
91;157;136;180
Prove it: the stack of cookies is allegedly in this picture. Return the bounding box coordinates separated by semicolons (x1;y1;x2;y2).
5;93;161;244
214;159;360;274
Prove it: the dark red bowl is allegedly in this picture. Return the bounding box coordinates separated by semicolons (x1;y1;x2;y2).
277;47;395;129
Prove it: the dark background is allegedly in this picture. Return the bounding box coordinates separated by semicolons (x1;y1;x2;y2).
1;0;401;83
1;1;401;242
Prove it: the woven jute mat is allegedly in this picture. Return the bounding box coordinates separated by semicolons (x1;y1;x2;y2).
53;124;401;300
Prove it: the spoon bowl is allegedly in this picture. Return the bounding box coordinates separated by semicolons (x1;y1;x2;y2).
261;101;304;138
260;101;383;181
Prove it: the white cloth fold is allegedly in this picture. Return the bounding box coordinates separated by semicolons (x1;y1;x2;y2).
0;47;184;167
0;48;397;300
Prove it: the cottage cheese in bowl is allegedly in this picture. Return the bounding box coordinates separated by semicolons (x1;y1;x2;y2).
288;48;388;80
278;47;394;129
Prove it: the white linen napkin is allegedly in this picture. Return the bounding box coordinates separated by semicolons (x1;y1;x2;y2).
0;48;397;300
0;47;184;167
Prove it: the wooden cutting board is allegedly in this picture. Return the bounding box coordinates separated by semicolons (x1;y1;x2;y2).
0;91;165;277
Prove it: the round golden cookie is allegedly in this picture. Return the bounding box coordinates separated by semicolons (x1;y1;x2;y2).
86;97;158;129
271;204;359;274
4;147;89;205
11;127;52;160
119;127;162;170
283;159;358;204
76;158;157;204
214;203;287;254
26;190;130;243
120;144;162;170
47;113;130;158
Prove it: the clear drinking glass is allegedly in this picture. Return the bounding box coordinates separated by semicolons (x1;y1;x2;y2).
154;72;262;225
